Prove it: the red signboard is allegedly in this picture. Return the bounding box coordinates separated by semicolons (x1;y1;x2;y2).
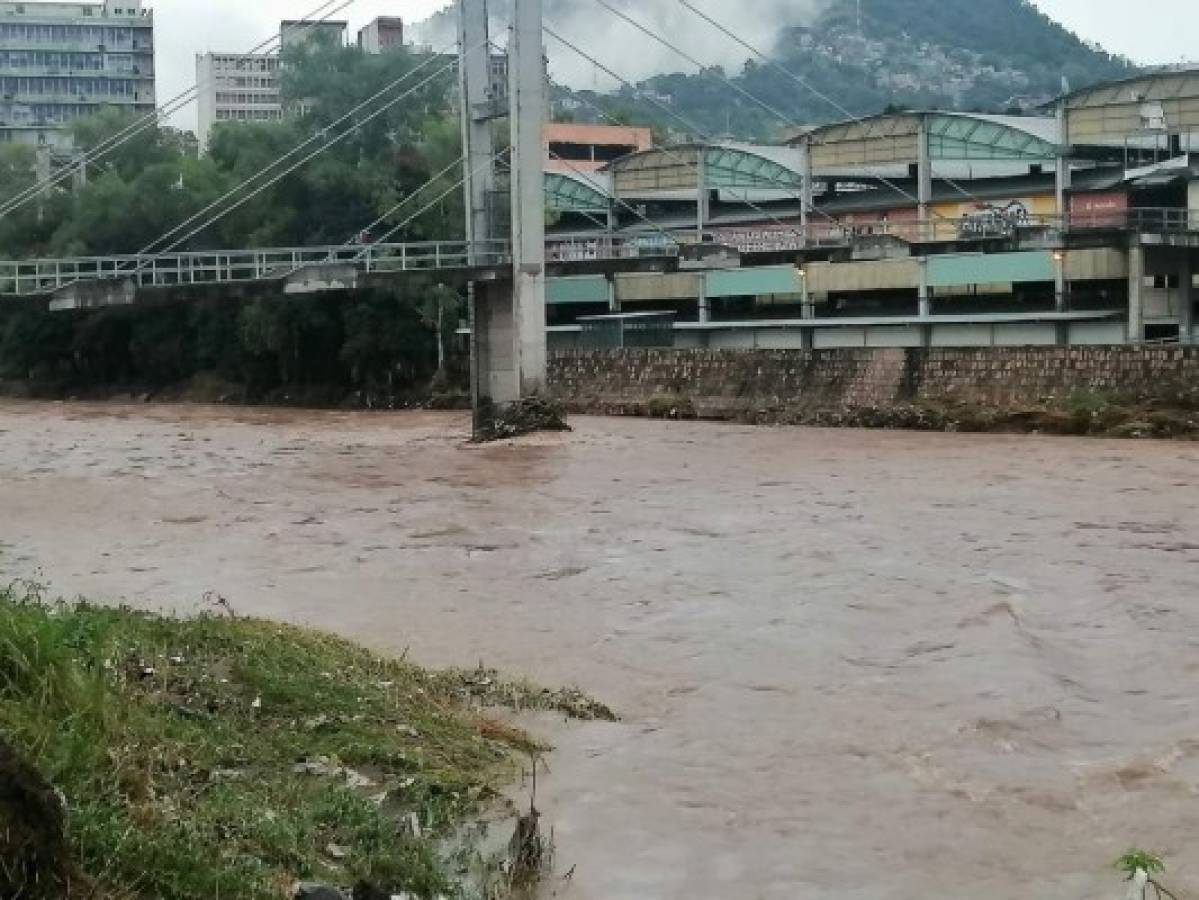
1070;191;1128;227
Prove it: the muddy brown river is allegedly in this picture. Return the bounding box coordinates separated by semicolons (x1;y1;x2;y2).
1;401;1198;898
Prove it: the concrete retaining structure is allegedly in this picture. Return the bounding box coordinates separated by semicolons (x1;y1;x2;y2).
549;347;1199;427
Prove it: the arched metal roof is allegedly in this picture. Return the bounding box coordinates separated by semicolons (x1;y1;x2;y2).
794;112;1058;176
605;143;804;198
1056;69;1199;148
545;170;612;213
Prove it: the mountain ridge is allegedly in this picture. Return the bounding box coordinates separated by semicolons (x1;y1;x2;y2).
552;0;1138;140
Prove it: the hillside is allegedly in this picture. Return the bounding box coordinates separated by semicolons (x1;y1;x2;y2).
545;0;1138;140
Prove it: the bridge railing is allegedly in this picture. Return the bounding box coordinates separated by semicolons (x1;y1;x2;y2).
0;240;514;296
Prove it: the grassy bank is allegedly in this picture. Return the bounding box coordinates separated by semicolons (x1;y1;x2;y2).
0;579;612;899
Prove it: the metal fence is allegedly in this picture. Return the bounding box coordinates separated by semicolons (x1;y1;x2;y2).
2;207;1197;298
0;240;514;296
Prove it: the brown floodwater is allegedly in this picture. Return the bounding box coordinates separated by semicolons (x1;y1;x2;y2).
1;401;1198;899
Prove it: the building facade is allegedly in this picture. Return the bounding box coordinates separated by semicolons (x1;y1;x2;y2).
195;52;282;151
0;0;155;148
280;19;347;51
544;123;652;174
357;17;403;55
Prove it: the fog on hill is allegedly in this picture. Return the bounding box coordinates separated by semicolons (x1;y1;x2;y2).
412;0;831;88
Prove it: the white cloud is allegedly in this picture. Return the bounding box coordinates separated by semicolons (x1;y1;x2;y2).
148;0;1198;134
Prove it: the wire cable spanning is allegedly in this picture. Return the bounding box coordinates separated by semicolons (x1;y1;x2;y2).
271;149;505;282
543;25;838;247
363;151;506;250
594;0;975;222
0;0;355;220
673;0;992;208
44;49;468;295
134;48;457;261
546;149;681;252
352;154;468;245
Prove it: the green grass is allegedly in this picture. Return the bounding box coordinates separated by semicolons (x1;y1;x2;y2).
0;578;613;899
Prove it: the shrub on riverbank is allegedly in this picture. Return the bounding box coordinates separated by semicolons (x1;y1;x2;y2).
0;580;609;899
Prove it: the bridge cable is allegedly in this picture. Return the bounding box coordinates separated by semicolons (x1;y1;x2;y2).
593;0;977;224
270;149;494;281
44;49;471;295
672;0;998;209
130;49;458;261
544;25;842;247
0;0;355;220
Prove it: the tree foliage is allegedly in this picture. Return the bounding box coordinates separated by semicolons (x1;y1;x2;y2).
0;41;463;260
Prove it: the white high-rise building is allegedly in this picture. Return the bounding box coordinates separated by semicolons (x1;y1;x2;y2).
0;0;156;148
195;52;284;151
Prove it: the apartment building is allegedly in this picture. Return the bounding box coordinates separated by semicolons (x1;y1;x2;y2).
195;19;349;151
0;0;155;148
357;16;403;55
194;52;282;151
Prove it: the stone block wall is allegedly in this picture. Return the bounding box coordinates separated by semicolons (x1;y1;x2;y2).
549;348;1199;422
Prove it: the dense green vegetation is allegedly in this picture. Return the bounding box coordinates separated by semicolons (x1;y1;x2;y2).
0;576;611;899
0;38;463;259
0;285;465;404
0;39;471;401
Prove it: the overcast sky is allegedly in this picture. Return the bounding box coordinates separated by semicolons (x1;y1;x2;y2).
151;0;1198;132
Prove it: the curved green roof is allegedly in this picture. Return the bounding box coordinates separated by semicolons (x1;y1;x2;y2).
545;171;611;213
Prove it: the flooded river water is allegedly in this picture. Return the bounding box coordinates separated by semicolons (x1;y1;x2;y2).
2;401;1198;899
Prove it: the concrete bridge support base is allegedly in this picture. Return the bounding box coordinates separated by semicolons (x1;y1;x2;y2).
49;279;136;312
471;281;519;415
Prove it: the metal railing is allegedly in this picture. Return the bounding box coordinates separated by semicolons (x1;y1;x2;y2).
2;206;1196;298
0;239;513;296
687;207;1199;253
545;233;681;262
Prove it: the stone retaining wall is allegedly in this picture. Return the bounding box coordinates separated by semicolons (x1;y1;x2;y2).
548;348;1199;429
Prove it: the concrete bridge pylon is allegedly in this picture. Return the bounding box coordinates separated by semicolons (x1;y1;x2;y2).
459;0;547;425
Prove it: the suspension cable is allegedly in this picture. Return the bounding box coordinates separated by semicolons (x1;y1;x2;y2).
43;50;468;294
0;0;356;220
544;25;838;246
673;0;993;208
592;0;965;221
134;48;458;260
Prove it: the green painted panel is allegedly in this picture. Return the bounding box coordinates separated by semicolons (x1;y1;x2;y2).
927;252;1056;287
548;276;610;305
705;265;803;298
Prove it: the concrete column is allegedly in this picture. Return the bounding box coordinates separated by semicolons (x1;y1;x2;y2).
698;277;711;324
1128;243;1146;344
458;0;495;256
917;117;932;237
799;142;813;246
696;147;709;241
607;274;619;313
800;267;815;320
1054;250;1067;312
1055;100;1071;229
471;281;518;408
508;0;547;396
917;258;931;318
1180;252;1194;344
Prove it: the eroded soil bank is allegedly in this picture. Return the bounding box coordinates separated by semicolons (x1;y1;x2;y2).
2;401;1198;898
